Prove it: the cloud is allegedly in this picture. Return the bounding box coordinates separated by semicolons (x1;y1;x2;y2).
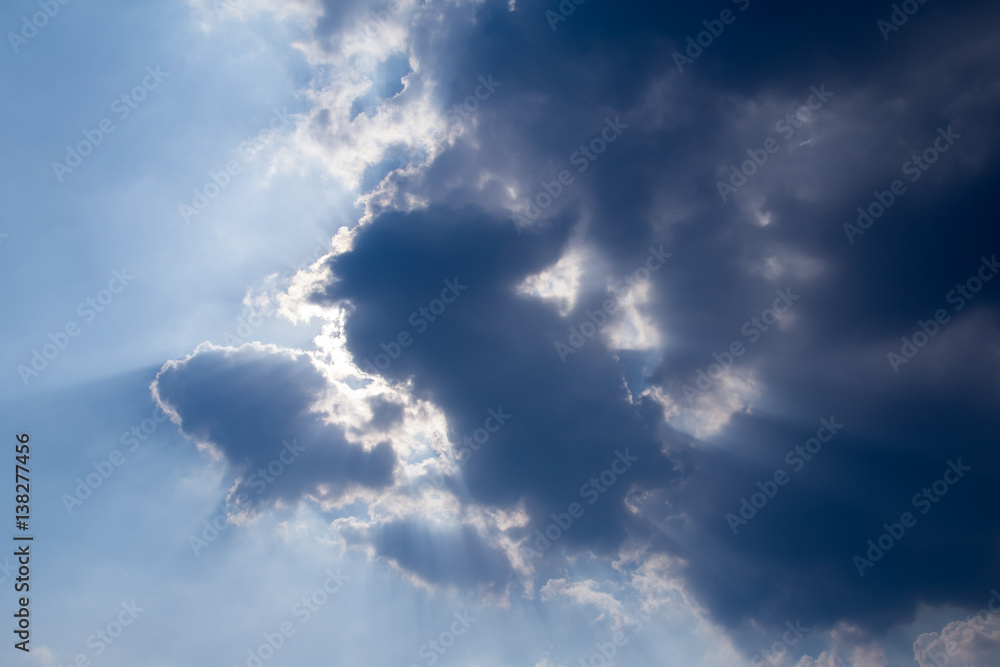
913;604;1000;667
22;646;59;667
533;659;564;667
267;0;1000;649
152;343;396;513
308;206;683;561
159;0;1000;660
540;578;628;629
791;624;888;667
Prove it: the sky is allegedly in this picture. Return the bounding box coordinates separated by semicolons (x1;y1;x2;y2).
2;0;1000;666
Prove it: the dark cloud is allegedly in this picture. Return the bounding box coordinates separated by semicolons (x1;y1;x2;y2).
296;0;1000;653
313;206;682;557
146;0;1000;657
152;344;395;508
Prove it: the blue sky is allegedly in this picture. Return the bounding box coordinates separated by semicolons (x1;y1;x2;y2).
3;1;1000;666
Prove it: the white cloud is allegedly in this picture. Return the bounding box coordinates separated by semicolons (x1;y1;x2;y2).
643;372;758;440
518;244;589;316
540;578;628;629
913;608;1000;667
792;624;887;667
